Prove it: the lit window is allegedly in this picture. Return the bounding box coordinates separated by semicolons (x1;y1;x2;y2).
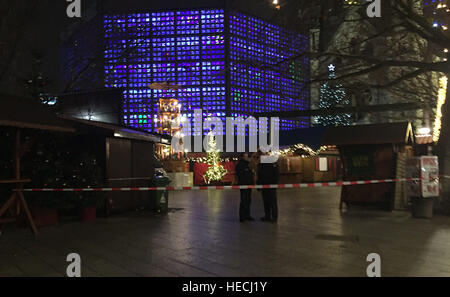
319;158;328;172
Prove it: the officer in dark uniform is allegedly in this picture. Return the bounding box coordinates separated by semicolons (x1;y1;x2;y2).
257;154;280;223
235;153;255;222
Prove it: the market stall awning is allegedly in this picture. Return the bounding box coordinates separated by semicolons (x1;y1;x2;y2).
60;116;170;144
415;135;433;145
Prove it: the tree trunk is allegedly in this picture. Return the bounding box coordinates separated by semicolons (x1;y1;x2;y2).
437;75;450;214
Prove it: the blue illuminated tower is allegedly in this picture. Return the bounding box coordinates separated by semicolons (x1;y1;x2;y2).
103;9;310;136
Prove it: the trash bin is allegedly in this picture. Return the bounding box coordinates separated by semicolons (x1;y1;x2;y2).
411;197;434;219
151;168;171;214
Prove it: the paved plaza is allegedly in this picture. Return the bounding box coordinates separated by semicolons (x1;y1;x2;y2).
1;187;450;277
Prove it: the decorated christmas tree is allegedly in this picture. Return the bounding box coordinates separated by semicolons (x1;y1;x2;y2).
315;64;352;127
203;132;227;184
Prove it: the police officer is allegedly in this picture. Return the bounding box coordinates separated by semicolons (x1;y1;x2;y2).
257;153;280;223
235;153;255;222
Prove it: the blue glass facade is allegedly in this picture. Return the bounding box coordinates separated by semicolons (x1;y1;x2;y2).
104;9;309;135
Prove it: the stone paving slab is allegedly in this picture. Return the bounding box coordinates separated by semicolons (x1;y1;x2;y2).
1;187;450;277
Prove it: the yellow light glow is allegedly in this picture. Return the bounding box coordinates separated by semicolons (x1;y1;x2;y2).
275;144;335;158
433;76;448;143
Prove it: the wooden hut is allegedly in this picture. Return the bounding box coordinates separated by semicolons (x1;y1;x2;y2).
0;94;76;234
0;94;166;235
62;117;164;215
279;127;341;183
323;122;414;210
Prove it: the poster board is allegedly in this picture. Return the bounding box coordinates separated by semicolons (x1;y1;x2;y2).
406;156;439;198
420;156;439;198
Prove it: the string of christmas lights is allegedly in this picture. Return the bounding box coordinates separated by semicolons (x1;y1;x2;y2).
315;64;352;127
185;156;239;163
426;0;449;142
433;76;448;142
185;143;336;164
275;144;336;157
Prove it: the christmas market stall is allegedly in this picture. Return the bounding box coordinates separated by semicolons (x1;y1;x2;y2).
278;127;341;183
0;94;76;235
153;97;193;187
0;94;167;235
322;122;414;210
46;89;170;216
62;117;167;216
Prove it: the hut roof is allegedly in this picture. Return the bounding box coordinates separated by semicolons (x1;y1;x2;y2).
0;93;167;144
280;122;414;149
0;94;75;132
50;88;123;125
61;116;170;144
322;122;414;146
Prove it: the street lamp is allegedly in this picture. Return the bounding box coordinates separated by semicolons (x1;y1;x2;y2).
272;0;280;10
417;127;431;136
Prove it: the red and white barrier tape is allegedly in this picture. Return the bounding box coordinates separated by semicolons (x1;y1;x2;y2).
16;178;432;192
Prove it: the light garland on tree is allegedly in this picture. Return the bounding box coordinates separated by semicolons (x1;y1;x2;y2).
433;76;448;143
315;64;352;127
427;0;449;142
203;132;228;184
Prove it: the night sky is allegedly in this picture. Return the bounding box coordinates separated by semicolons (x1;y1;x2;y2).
0;0;273;96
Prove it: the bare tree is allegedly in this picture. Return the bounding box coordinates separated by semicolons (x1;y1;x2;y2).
254;0;450;209
0;1;42;87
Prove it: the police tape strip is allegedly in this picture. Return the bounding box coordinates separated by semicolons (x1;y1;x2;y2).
16;178;432;192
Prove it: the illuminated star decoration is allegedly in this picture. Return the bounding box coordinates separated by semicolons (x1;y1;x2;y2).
315;63;352;127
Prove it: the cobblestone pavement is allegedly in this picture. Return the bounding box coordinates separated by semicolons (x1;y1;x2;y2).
1;187;450;277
